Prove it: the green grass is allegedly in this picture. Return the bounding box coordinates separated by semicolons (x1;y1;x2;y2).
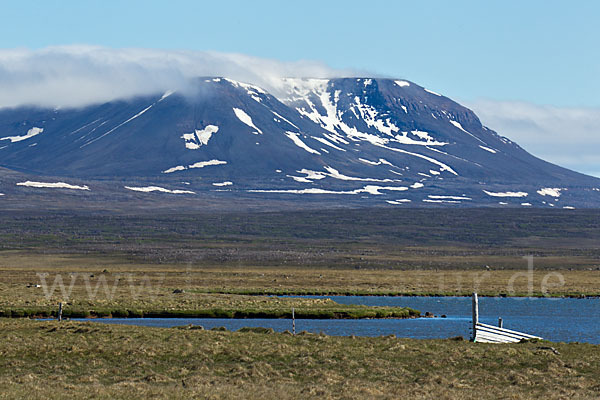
0;299;420;320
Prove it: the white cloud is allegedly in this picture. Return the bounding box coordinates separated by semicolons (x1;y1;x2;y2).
0;46;356;109
468;99;600;178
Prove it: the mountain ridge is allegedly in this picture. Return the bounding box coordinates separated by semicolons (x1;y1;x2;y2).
1;76;599;209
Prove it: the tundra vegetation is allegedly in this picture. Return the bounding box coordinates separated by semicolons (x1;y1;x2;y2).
1;209;599;398
1;319;600;399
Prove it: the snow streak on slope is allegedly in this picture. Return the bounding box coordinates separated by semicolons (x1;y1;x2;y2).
424;88;442;96
311;136;346;151
124;186;195;194
233;108;262;134
81;102;155;147
284;132;320;155
449;120;486;144
272;111;299;130
428;195;472;200
375;144;458;175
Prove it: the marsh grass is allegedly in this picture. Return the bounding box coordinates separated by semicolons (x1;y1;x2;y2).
0;319;599;399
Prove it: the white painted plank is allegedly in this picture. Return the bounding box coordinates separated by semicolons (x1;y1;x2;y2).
476;325;535;341
477;323;541;339
476;331;521;343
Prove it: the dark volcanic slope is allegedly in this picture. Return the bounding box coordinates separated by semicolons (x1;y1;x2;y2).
0;77;599;209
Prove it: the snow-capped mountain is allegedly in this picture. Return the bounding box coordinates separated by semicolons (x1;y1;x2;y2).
0;77;599;209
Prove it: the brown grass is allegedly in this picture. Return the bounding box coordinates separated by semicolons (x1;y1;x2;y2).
1;252;599;304
0;319;599;399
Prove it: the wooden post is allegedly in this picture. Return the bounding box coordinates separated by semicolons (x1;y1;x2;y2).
292;307;296;335
58;302;63;322
498;317;503;329
471;293;478;341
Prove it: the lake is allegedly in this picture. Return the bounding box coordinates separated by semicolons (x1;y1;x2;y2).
71;296;600;344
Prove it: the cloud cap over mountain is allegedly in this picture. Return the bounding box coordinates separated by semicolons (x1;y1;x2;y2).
0;46;357;109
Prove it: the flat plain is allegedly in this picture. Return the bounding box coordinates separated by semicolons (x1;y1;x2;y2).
1;208;599;399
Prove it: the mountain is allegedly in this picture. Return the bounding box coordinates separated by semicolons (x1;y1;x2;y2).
1;77;599;210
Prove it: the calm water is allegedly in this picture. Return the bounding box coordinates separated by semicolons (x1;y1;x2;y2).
72;296;600;344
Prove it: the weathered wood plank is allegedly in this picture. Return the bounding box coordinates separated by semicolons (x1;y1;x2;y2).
476;331;521;343
476;327;528;343
477;323;541;339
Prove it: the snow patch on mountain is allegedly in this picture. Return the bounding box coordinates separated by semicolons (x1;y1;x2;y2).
284;132;320;155
182;125;219;149
280;78;436;149
124;186;195;194
375;144;458;175
225;78;267;96
423;199;461;204
163;159;227;174
311;136;346;151
394;131;448;146
352;96;400;137
449;120;486;144
359;158;396;167
395;80;410;87
17;181;89;190
272;111;299;130
324;166;396;182
428;195;472;200
212;181;233;187
537;188;562;197
479;145;497;153
483;190;528;198
233;108;262;134
424;88;442;96
386;199;411;204
249;184;408;195
287;167;398;183
159;90;174;101
1;127;44;143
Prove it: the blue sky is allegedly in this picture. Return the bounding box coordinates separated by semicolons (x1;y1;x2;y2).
2;0;598;107
1;0;599;176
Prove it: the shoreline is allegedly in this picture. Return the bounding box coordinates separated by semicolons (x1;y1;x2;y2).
0;306;422;320
202;289;600;299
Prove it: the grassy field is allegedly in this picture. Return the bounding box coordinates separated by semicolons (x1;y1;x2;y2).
1;209;599;399
1;319;599;399
0;208;599;317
